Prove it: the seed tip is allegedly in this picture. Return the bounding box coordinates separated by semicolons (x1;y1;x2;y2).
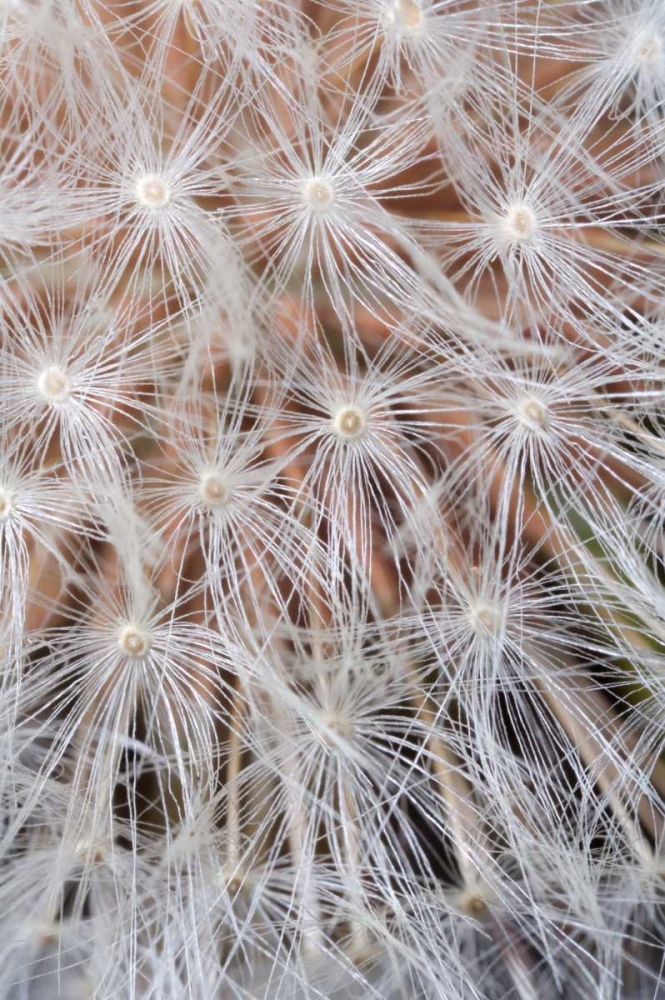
38;365;71;405
118;624;152;658
333;404;367;441
135;174;171;210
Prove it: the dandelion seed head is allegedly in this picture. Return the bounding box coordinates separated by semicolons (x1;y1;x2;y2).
118;624;152;658
303;176;335;213
3;2;664;996
135;174;171;211
332;404;367;441
37;365;71;405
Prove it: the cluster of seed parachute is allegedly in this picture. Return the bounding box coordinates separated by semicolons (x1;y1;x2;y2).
1;1;665;998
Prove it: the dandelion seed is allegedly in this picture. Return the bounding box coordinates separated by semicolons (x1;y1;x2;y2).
37;365;71;406
134;174;171;211
117;624;152;658
516;396;549;432
316;708;354;747
501;204;538;245
634;31;663;67
385;0;424;37
456;884;492;919
467;598;503;639
303;176;335;213
332;404;367;442
199;469;229;507
0;486;12;519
